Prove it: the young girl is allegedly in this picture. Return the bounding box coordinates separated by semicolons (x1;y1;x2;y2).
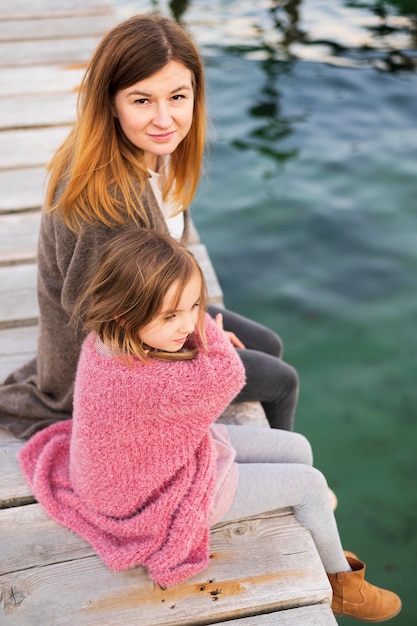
19;230;401;622
0;13;297;439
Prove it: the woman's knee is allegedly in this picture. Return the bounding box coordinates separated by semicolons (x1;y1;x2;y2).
208;306;283;357
239;350;296;387
282;362;299;395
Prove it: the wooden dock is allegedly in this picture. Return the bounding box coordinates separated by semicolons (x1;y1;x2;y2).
0;2;337;624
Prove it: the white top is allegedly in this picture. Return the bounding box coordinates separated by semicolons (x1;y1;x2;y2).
148;167;184;241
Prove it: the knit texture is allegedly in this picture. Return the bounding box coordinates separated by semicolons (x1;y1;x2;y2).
0;179;190;439
18;314;245;586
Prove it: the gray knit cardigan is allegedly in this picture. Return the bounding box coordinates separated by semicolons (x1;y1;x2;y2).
0;182;189;439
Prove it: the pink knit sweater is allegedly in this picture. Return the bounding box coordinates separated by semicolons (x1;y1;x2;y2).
18;314;245;587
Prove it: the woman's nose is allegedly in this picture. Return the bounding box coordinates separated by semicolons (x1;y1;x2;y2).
153;103;172;128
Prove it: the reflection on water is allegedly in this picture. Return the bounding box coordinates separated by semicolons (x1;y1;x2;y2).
122;0;417;69
233;58;299;170
168;0;190;22
115;1;416;624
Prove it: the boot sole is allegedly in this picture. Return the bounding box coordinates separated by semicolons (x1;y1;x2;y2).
333;604;402;622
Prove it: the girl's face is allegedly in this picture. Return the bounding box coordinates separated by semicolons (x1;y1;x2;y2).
113;60;195;171
139;271;202;352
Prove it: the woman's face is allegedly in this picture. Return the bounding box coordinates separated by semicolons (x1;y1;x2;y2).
113;60;195;171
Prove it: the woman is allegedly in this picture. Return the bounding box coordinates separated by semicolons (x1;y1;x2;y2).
0;14;298;439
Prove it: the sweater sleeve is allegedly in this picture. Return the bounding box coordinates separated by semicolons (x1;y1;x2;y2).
138;313;246;432
77;314;245;438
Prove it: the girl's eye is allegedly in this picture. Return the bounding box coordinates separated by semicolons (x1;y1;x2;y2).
171;94;185;101
134;98;149;105
165;314;176;321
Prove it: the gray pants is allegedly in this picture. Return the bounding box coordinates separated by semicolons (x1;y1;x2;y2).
208;306;299;431
220;426;350;574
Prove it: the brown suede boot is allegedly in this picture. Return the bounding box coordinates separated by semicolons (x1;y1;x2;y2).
328;553;402;622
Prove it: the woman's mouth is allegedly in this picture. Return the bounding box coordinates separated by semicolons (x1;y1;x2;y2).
149;132;175;142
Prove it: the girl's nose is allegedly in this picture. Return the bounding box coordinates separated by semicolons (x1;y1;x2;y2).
179;315;195;334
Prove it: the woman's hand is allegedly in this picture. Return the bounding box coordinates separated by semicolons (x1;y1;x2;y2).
214;312;246;349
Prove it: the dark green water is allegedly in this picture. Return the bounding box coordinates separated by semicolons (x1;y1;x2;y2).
117;1;417;623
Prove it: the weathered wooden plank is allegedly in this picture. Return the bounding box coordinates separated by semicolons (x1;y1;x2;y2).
0;37;106;68
0;0;113;20
0;127;70;169
0;440;33;508
0;65;84;97
0;263;38;327
0;212;39;263
189;243;224;306
0;168;45;213
0;508;331;625
1;93;77;130
0;15;117;42
0;503;90;571
0;500;288;575
211;604;337;625
0;326;38;383
218;402;268;428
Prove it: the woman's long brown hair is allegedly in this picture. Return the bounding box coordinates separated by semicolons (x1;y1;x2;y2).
46;15;206;231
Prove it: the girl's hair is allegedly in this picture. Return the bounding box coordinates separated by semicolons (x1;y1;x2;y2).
74;229;208;363
46;14;206;231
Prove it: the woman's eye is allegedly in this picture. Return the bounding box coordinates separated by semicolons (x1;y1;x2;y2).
171;94;185;101
134;98;149;105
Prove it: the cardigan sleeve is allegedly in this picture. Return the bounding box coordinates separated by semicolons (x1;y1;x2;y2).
139;313;246;432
